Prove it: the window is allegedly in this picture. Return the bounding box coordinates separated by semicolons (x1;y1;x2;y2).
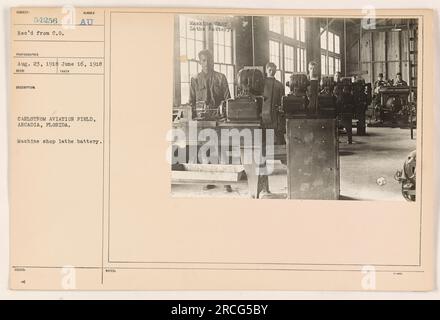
213;25;234;97
300;18;306;42
284;45;294;72
320;27;341;76
179;16;205;104
328;56;334;75
284;44;295;94
334;57;341;74
268;16;307;86
321;54;327;75
269;40;281;69
283;17;294;39
269;40;282;81
335;58;341;73
269;16;281;34
297;47;306;72
320;28;327;50
294;17;306;42
177;16;235;104
334;34;340;54
328;32;334;52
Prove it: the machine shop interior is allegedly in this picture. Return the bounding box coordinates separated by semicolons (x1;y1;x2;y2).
171;16;418;201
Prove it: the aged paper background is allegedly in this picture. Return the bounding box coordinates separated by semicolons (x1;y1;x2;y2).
3;2;438;295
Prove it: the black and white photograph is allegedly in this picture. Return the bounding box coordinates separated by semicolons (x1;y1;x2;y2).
171;14;419;201
4;4;437;295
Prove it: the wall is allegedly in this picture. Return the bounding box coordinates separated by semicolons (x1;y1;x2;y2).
346;21;415;84
234;16;269;71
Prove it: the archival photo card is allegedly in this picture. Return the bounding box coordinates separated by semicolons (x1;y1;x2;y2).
171;14;419;201
9;7;434;291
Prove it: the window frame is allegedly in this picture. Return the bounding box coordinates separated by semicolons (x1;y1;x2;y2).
320;26;342;76
268;16;307;87
213;23;235;99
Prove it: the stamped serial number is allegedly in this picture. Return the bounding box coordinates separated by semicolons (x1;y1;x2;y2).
33;17;58;24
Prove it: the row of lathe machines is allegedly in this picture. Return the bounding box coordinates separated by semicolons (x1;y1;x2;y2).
226;70;413;142
172;68;415;200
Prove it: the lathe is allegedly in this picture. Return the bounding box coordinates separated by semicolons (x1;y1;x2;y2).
172;69;341;200
377;86;412;126
225;68;265;123
172;68;280;198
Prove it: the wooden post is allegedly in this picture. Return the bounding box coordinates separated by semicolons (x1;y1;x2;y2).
344;19;347;76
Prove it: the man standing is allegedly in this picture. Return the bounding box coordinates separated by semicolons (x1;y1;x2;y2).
189;49;231;114
333;71;342;84
189;49;232;192
307;61;320;114
373;73;387;94
394;72;408;86
332;71;343;101
373;73;387;121
263;62;285;144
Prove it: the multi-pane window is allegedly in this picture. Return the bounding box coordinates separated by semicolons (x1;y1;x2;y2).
269;16;281;34
321;54;327;76
179;16;205;105
269;40;282;81
283;17;295;39
320;27;341;76
213;25;234;97
321;31;327;50
284;44;295;94
299;18;306;42
268;16;307;86
333;58;341;74
178;16;235;104
328;56;334;75
335;58;341;73
297;47;306;72
284;45;294;72
293;17;306;42
328;32;334;52
334;34;340;54
269;40;280;70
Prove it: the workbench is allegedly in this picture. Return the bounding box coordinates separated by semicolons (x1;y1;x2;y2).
171;120;286;198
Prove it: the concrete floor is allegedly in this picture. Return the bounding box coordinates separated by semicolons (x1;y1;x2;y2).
171;127;416;200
